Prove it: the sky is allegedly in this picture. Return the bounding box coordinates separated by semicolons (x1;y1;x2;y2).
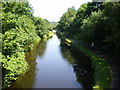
29;0;92;22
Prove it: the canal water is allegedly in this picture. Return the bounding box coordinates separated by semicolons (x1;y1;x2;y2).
10;34;94;88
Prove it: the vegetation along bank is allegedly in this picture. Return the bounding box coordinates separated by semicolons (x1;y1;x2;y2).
56;2;119;89
0;1;54;88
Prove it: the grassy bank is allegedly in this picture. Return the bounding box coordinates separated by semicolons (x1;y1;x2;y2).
62;38;112;89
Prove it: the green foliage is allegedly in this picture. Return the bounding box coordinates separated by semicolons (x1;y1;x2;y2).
1;1;52;88
71;42;111;88
2;1;34;34
101;2;120;58
1;16;38;88
68;2;101;37
50;21;57;29
91;56;111;88
79;2;120;59
2;1;33;17
34;17;53;38
2;12;17;34
80;10;105;45
57;7;76;35
0;33;2;52
1;52;29;88
57;2;119;61
56;2;102;39
57;2;119;88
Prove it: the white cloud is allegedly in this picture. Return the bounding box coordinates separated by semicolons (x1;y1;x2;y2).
29;0;92;22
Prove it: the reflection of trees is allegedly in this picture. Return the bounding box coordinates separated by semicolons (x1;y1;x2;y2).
36;41;47;57
60;46;95;89
72;50;94;89
10;46;37;88
60;46;75;65
10;40;47;88
10;60;36;88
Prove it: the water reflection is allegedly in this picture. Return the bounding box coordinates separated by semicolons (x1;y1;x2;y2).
9;41;47;88
9;34;94;88
10;50;37;88
37;41;47;57
60;46;95;89
33;35;82;88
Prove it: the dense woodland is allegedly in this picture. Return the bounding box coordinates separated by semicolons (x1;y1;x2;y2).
0;1;53;88
56;2;120;61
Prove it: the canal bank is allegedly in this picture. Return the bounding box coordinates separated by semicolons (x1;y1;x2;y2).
61;38;113;89
10;34;94;88
9;34;114;89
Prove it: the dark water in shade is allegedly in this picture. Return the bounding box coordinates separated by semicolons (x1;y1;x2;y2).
10;34;94;88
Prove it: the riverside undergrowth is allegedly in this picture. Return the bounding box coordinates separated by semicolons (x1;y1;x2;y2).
1;1;53;88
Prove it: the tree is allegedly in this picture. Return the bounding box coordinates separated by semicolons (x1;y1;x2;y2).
57;7;76;34
2;1;34;34
34;17;52;38
1;1;40;88
69;2;102;39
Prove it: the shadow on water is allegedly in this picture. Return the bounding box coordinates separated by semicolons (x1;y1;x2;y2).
60;46;95;89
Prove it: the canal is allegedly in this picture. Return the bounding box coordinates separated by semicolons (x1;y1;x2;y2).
10;34;94;88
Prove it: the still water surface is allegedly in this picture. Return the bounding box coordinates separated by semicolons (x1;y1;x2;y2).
10;34;93;88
